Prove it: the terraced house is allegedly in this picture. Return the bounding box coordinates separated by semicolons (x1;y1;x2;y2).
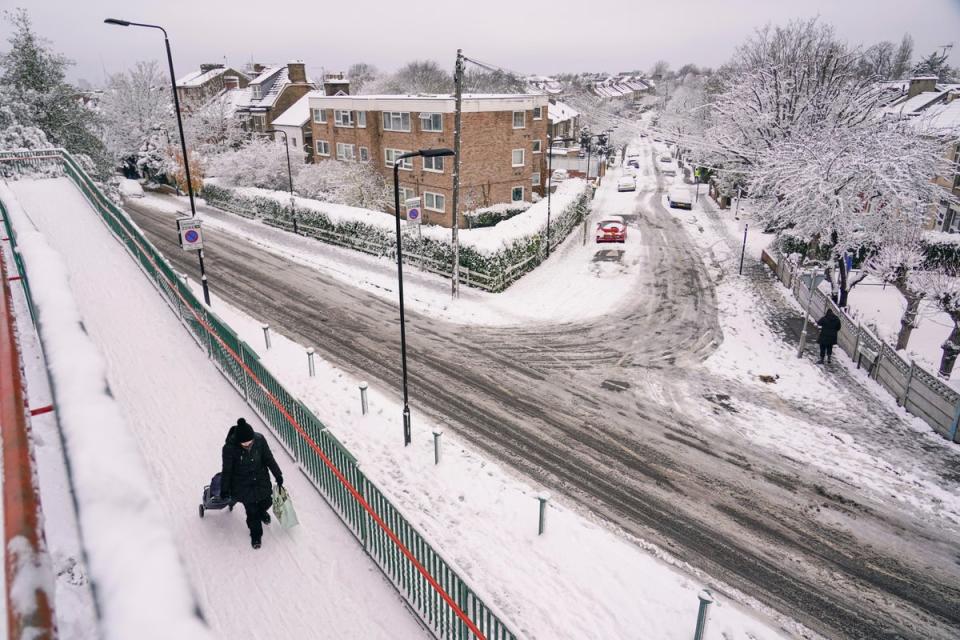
306;93;550;227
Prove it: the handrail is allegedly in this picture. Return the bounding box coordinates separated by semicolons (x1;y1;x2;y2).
0;225;55;639
5;148;518;639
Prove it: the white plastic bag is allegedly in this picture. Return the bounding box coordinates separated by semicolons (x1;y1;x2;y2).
272;485;299;529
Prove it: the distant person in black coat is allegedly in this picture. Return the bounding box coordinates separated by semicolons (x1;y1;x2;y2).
221;418;283;549
817;308;842;364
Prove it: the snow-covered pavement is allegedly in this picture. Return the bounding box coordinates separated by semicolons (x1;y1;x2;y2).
6;177;426;639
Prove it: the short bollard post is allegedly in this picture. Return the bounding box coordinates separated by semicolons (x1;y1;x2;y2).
359;381;369;415
537;492;550;535
432;430;442;465
306;347;315;377
693;589;714;640
262;324;271;350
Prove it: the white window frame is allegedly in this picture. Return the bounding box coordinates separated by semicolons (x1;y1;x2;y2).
382;112;411;132
424;191;446;212
512;111;525;129
512;148;525;167
316;140;330;156
420;112;443;132
532;172;541;186
533;106;543;120
312;108;327;124
532;139;542;154
251;85;262;100
423;155;444;173
385;148;412;170
398;186;416;203
334;110;354;127
511;186;524;202
251;114;266;129
336;142;356;161
359;146;370;163
356;111;366;128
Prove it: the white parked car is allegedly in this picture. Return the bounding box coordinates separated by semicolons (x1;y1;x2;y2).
667;185;693;209
658;156;678;177
617;175;636;192
551;169;569;182
119;178;144;198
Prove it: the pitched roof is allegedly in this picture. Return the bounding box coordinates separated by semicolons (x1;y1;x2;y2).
176;66;248;88
548;101;579;123
270;91;319;127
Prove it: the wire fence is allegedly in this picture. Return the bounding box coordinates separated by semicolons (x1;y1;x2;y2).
4;149;519;640
765;248;960;444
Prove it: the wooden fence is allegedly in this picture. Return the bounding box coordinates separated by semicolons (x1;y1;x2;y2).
764;248;960;444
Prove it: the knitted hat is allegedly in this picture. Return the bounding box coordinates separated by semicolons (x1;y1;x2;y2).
234;418;255;443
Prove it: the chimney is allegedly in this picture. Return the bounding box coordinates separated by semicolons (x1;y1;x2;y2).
200;63;224;74
908;76;938;99
223;75;240;91
251;63;266;74
287;61;307;84
324;72;351;96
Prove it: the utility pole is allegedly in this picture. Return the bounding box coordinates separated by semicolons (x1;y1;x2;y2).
451;49;465;299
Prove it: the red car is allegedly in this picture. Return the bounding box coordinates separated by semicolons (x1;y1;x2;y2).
596;216;627;243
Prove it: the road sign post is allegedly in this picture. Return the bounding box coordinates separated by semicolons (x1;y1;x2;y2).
177;217;210;305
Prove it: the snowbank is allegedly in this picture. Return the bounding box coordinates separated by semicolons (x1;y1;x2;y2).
0;182;212;640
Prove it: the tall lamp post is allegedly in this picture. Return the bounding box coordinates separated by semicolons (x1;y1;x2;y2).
104;18;210;306
393;148;455;446
545;135;576;258
266;129;298;234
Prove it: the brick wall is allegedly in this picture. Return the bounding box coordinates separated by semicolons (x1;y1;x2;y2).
308;104;549;227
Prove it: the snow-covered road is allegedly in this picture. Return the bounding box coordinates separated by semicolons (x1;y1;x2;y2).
120;136;960;639
7;177;426;639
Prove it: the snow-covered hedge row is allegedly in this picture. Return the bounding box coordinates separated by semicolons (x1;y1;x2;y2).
463;201;531;229
0;183;212;640
202;179;590;291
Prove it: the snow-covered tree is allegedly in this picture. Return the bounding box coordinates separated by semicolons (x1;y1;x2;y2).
464;68;525;93
182;92;246;158
206;137;293;191
891;34;914;80
864;233;927;350
916;270;960;378
295;161;389;210
98;60;174;178
912;49;957;83
859;41;895;79
370;60;452;94
0;9;105;172
347;62;379;94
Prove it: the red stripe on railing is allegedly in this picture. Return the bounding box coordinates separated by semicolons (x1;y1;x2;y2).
8;275;21;282
0;234;56;638
70;159;489;639
29;405;54;417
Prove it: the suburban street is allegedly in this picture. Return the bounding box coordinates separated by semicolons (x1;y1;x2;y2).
123;150;960;640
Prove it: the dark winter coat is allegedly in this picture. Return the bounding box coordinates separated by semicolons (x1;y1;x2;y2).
817;311;842;347
221;427;283;504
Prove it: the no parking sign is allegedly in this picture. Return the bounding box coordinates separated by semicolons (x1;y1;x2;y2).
177;217;204;251
404;197;422;225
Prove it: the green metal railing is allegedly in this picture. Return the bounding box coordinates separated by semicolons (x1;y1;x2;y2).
2;150;518;640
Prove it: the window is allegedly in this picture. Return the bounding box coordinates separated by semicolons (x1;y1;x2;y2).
316;140;330;156
531;172;541;186
385;148;412;169
533;106;543;120
424;192;445;212
356;111;366;128
423;155;444;172
252;85;262;100
532;140;542;154
359;146;369;162
399;186;416;203
251;114;266;129
382;112;411;132
511;186;524;202
512;111;525;129
312;108;327;124
335;110;354;127
336;142;356;161
420;112;442;132
512;149;525;167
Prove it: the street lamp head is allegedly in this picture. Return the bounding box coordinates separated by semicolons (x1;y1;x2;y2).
419;148;455;158
104;18;131;26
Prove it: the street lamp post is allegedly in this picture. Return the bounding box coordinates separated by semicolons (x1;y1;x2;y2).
545;135;576;258
393;148;455;446
104;18;210;306
266;129;298;234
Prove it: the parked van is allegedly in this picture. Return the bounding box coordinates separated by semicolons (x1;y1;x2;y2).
667;185;693;209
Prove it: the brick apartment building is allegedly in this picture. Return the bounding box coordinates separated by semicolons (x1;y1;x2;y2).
306;93;550;227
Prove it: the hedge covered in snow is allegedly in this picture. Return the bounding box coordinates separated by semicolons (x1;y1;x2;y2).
202;179;589;292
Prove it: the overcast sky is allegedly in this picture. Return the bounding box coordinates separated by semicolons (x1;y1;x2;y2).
4;0;959;86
